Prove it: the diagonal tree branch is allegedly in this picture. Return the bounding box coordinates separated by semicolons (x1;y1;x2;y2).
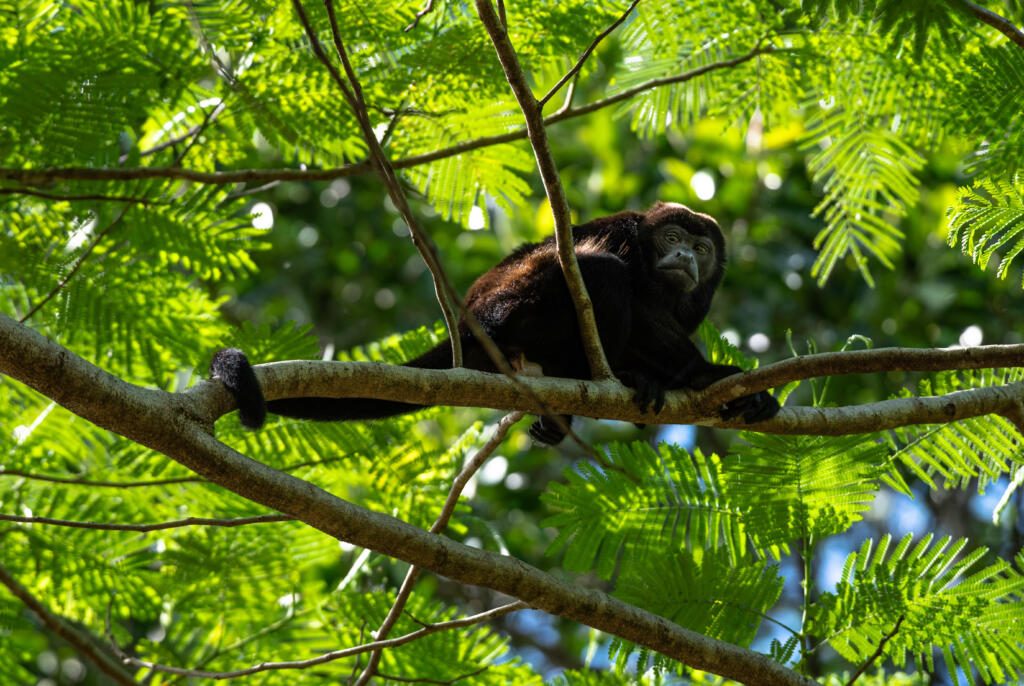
476;0;613;380
0;564;138;686
843;614;905;686
538;0;642;108
957;0;1024;49
0;314;814;686
290;0;464;367
355;411;524;685
296;0;586;451
113;601;526;679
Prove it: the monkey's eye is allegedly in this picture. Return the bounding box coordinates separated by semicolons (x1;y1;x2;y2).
693;242;711;255
663;227;683;243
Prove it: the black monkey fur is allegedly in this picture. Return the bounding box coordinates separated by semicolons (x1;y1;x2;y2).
211;202;780;444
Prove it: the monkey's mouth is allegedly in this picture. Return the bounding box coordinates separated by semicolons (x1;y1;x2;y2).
659;264;698;289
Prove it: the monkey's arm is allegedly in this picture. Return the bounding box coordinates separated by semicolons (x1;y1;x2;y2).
669;342;780;423
617;339;779;423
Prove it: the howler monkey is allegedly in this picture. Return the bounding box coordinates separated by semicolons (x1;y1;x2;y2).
211;202;779;444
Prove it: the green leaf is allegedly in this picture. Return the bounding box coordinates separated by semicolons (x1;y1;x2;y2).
542;443;752;578
946;173;1024;284
810;534;1024;684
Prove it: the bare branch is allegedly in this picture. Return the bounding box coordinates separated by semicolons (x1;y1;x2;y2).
696;344;1024;408
538;0;642;108
355;411;524;684
476;0;613;380
0;45;775;189
0;565;138;686
289;0;463;366
0;513;291;532
0;314;814;685
958;0;1024;49
114;602;526;679
0;187;158;204
404;0;436;32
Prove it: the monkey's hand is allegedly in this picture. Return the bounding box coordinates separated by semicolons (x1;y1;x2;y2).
617;371;668;415
719;390;780;424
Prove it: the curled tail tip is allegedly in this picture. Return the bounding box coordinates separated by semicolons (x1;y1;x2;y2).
210;348;268;429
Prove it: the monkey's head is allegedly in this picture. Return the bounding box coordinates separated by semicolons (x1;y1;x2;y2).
642;202;725;292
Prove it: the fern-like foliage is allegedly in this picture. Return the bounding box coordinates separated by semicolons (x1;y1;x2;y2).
544;433;891;580
946;173;1024;284
951;45;1024;179
800;0;966;59
722;433;890;554
810;535;1024;684
542;443;752;578
890;368;1024;491
803;104;924;286
611;549;783;671
616;0;779;137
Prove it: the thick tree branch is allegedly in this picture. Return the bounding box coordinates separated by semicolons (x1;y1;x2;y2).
696;344;1024;407
179;339;1024;435
0;315;812;686
0;45;774;189
476;0;613;380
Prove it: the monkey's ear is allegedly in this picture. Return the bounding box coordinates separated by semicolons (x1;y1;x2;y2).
210;348;267;428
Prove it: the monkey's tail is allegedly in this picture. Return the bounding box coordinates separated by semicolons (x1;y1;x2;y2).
212;337;492;428
210;348;268;429
265;339;460;422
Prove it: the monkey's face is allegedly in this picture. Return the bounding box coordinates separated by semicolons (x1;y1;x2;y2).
652;223;719;292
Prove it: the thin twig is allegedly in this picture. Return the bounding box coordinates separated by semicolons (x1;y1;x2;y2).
113;601;526;679
843;614;905;686
0;188;158;204
0;564;138;686
538;0;642;108
476;0;614;380
303;0;584;445
0;45;777;188
0;470;202;487
354;412;524;684
19;206;129;323
293;0;462;364
0;513;291;532
404;0;436;32
0;452;351;488
126;100;227;162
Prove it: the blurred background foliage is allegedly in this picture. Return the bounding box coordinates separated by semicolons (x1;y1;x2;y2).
1;0;1024;684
